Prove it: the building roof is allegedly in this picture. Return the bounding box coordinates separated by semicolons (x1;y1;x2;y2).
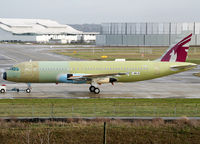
0;18;83;35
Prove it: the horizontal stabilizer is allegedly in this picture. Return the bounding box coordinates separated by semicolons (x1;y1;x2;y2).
193;73;200;77
170;64;197;71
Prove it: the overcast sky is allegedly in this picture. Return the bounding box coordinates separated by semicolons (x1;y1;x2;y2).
0;0;199;24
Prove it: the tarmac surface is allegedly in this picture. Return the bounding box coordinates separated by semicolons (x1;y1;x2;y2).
0;43;200;99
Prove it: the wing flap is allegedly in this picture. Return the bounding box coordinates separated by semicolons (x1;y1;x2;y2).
68;72;127;81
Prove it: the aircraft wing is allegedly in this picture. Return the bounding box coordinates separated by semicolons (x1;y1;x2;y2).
68;72;127;81
170;64;197;71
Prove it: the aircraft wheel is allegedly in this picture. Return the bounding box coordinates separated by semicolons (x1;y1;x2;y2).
26;88;31;93
0;89;5;93
89;86;95;92
94;88;100;94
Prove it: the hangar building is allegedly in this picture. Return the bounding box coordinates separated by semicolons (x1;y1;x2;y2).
0;18;96;44
96;23;200;46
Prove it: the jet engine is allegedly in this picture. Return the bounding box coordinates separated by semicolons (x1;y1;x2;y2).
96;78;117;84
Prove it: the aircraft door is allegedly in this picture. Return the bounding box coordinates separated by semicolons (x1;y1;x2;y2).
23;62;33;81
32;62;39;82
20;62;39;82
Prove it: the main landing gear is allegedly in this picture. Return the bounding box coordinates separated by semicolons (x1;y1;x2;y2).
89;85;100;94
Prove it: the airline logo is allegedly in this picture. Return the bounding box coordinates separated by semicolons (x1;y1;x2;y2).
161;34;192;62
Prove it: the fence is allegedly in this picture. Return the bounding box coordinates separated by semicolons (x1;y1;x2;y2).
0;120;200;144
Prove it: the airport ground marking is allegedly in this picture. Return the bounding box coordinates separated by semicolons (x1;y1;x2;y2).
0;54;18;63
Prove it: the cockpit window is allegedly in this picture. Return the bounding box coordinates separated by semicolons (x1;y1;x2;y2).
9;67;19;71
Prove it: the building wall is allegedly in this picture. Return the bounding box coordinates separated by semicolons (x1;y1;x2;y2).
36;35;51;43
0;28;96;44
123;35;144;46
0;29;36;42
97;23;200;46
96;34;198;46
83;35;96;43
36;35;81;43
96;35;106;45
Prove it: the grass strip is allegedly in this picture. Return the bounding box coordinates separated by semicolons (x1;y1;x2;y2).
51;47;200;63
0;99;200;117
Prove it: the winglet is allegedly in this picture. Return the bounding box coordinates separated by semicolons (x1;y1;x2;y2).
156;33;192;62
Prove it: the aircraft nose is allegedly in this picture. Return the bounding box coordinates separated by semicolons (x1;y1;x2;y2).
2;72;7;80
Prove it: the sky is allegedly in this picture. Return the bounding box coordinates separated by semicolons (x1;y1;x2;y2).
0;0;199;24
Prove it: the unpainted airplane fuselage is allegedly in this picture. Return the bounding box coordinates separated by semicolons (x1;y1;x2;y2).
4;61;196;84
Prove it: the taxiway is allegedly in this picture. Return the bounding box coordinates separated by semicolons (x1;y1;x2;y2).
0;43;199;99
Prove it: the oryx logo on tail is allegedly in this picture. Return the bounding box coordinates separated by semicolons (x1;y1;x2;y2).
158;33;192;62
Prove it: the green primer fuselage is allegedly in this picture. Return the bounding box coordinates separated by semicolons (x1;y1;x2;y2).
6;61;196;83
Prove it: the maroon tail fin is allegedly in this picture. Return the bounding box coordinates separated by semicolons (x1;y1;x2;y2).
157;33;192;62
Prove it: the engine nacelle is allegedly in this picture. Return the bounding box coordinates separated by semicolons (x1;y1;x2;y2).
67;74;73;80
96;78;117;84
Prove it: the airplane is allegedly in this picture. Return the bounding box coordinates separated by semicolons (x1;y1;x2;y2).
1;33;197;94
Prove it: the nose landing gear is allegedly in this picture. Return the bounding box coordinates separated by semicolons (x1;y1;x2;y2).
26;83;32;93
89;85;100;94
25;88;31;93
